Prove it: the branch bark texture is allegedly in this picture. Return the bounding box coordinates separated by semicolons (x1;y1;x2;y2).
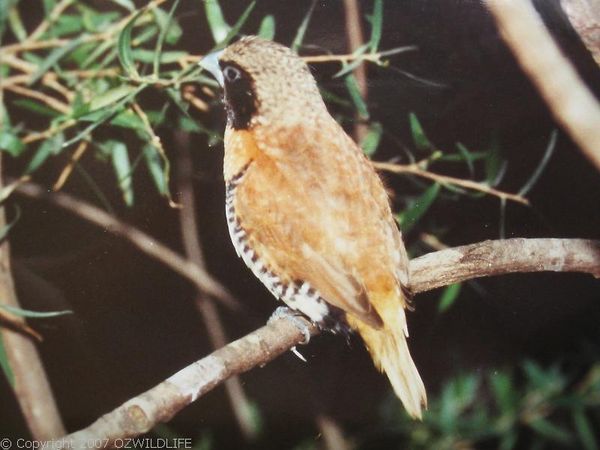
63;238;599;446
486;0;600;172
560;0;600;65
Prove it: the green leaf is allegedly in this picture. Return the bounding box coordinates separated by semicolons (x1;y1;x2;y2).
29;35;86;85
25;133;64;174
0;334;14;387
361;121;383;156
0;205;20;241
366;0;383;52
143;143;167;195
153;0;181;76
397;182;440;233
437;283;462;313
409;112;432;152
217;1;256;50
490;371;518;415
153;7;183;45
53;14;84;36
573;408;598;450
334;44;369;78
13;98;61;118
204;0;230;43
81;8;120;33
484;137;504;186
86;85;138;114
455;142;475;177
132;49;187;64
109;110;145;130
291;0;317;52
258;14;275;40
117;9;144;79
65;85;145;147
110;0;135;12
0;130;25;157
518;130;557;196
7;5;27;42
108;141;134;206
499;433;518;450
529;418;572;444
344;74;369;119
0;304;72;318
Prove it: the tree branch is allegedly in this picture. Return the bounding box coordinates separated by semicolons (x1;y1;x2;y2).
62;238;599;446
0;165;65;439
486;0;600;172
13;181;239;310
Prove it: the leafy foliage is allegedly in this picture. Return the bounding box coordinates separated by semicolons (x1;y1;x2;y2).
379;360;600;450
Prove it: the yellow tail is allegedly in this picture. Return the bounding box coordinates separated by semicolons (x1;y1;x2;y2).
350;295;427;419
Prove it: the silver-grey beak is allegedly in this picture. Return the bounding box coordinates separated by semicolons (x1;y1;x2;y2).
199;50;224;86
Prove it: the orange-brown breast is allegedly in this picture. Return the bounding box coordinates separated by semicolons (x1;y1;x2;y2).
224;116;408;329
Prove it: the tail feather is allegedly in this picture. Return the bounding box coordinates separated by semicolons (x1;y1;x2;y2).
351;298;427;419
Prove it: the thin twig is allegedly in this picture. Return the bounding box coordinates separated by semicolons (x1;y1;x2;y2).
62;238;600;445
486;0;600;172
25;0;76;43
175;132;256;440
13;181;240;310
131;103;180;209
4;84;70;114
373;160;530;205
343;0;369;144
53;141;89;191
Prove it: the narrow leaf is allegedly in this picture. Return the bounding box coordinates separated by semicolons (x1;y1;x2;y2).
86;85;138;114
455;142;475;177
29;36;85;85
518;130;557;196
109;141;134;206
0;334;14;387
345;74;369;119
529;418;572;444
0;130;25;157
397;182;440;233
217;1;256;49
409;112;432;152
204;0;230;43
26;133;64;174
258;14;275;40
153;0;181;76
367;0;383;52
291;0;317;52
573;409;598;450
143;143;167;194
361;121;383;156
0;304;72;318
117;10;144;78
438;283;462;313
0;205;20;241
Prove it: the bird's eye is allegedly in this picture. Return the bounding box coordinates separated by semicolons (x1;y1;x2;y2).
223;65;242;83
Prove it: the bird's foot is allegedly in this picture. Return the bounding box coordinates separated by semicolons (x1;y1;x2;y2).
268;306;312;361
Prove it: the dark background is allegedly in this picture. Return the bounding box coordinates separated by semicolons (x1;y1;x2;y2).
1;1;599;448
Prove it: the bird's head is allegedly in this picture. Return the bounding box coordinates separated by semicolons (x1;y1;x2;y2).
200;36;327;130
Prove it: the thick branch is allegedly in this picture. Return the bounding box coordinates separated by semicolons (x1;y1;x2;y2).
62;238;599;446
410;238;600;293
486;0;600;172
0;169;65;439
560;0;600;66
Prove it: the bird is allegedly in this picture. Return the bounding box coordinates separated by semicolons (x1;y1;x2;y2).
200;36;427;418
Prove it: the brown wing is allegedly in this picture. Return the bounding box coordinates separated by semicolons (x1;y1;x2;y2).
228;120;407;328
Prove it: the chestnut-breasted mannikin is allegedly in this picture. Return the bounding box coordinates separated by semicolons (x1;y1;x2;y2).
202;36;427;418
